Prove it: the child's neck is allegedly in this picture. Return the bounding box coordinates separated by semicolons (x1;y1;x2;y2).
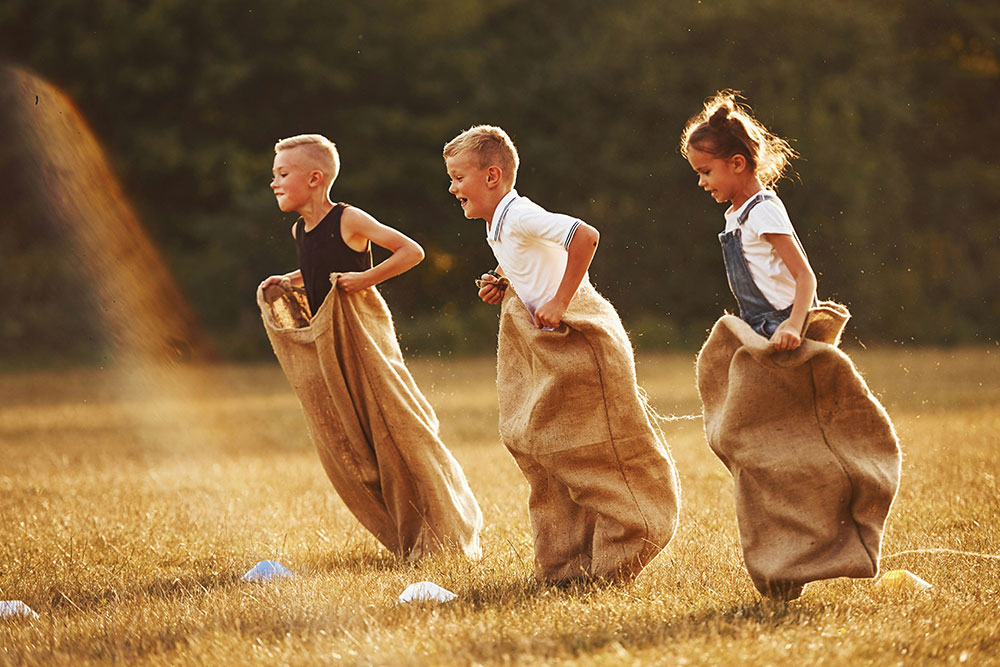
300;196;335;231
728;180;765;213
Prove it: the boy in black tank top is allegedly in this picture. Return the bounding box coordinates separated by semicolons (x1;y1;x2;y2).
293;203;373;315
259;135;424;313
257;135;484;559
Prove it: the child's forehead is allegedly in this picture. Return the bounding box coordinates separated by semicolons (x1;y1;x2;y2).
272;150;295;166
687;147;721;167
446;150;482;171
273;147;310;170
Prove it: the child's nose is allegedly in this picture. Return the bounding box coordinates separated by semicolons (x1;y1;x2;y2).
448;181;457;194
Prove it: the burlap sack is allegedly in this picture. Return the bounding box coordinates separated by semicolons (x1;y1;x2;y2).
696;302;901;598
497;282;680;583
258;277;482;560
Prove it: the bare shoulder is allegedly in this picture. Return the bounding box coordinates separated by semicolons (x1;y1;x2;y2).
341;205;378;227
290;220;298;239
341;205;389;237
338;205;376;251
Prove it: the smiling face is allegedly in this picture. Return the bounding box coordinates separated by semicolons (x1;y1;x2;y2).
445;151;503;222
686;146;745;206
271;147;322;213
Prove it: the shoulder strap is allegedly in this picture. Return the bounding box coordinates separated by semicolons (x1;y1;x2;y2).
736;192;776;226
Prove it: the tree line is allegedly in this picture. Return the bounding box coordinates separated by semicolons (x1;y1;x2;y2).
1;0;997;365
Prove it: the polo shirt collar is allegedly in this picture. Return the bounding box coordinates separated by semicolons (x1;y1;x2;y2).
488;190;519;242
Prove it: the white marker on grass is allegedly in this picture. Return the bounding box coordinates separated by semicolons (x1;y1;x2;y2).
0;600;39;619
397;581;457;604
242;560;294;582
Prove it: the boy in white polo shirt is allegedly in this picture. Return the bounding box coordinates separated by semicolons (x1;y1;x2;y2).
443;125;680;584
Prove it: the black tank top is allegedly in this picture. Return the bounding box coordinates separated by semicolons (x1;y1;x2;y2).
294;203;373;315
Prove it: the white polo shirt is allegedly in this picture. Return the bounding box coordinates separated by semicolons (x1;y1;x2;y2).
486;190;585;313
723;190;799;310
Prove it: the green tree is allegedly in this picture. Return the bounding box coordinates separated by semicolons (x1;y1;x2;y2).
2;0;997;365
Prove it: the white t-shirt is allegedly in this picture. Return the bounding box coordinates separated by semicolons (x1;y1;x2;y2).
486;190;585;313
723;190;799;310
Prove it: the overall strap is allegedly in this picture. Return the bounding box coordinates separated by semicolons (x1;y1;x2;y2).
736;192;775;226
738;192;814;273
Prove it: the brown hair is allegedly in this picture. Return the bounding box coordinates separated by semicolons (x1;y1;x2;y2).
443;124;519;186
680;90;797;189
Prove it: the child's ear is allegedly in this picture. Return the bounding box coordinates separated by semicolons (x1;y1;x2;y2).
486;166;503;188
308;170;325;187
731;154;747;173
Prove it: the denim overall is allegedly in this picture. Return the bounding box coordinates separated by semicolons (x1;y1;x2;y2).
719;193;813;338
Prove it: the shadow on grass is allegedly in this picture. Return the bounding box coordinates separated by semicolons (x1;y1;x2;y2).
44;569;247;612
24;586;363;665
425;596;825;664
308;547;404;574
457;575;545;607
454;573;656;609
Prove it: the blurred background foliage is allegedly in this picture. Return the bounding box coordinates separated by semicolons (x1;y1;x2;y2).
1;0;998;366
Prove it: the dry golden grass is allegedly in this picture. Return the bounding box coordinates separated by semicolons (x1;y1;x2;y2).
1;347;998;665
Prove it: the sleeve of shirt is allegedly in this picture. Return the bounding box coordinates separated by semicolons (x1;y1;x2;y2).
515;206;583;249
747;200;796;237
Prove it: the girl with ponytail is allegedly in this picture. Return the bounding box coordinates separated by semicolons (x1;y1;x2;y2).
681;91;816;350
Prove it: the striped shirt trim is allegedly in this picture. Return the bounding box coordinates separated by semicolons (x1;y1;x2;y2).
563;220;582;249
490;195;518;242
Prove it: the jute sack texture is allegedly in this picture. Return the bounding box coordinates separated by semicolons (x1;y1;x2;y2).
696;302;901;597
497;282;680;583
258;277;483;560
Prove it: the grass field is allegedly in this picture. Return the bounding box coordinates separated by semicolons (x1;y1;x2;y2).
1;347;998;665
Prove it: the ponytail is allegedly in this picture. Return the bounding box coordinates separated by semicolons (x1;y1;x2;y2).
681;90;797;190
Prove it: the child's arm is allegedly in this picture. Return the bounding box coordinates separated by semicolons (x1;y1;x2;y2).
259;223;306;290
764;233;817;351
534;222;600;328
336;207;425;293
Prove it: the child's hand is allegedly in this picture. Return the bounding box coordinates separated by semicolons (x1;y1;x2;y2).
259;275;286;291
770;321;803;351
534;298;568;329
475;273;507;305
336;272;372;294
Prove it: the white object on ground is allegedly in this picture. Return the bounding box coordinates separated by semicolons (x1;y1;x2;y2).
874;569;932;592
242;560;294;582
397;581;457;604
0;600;39;619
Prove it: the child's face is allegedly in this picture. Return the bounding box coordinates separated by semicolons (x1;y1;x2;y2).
271;148;319;213
445;151;495;221
687;147;743;205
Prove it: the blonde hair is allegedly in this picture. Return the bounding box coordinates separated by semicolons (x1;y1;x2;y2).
443;125;519;186
274;134;341;188
680;90;797;190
